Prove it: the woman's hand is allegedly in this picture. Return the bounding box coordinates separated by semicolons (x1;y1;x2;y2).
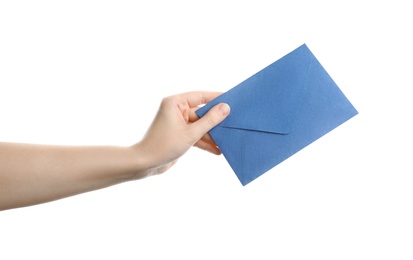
134;91;230;176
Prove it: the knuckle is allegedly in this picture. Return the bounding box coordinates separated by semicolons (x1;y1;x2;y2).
161;95;185;108
160;95;174;107
205;113;217;126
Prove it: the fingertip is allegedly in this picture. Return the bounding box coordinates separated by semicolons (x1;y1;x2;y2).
194;140;222;155
218;103;230;116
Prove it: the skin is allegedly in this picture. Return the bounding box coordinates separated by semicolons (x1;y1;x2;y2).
0;91;230;211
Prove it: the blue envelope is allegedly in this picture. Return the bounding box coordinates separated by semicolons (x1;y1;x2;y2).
196;44;358;186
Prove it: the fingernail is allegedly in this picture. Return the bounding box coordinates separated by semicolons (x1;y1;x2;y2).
219;103;230;116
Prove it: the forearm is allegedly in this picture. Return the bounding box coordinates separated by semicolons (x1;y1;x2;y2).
0;142;144;210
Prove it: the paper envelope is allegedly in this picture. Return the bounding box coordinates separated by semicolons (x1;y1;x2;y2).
196;44;358;186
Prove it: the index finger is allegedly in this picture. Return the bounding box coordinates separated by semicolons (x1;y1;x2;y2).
178;91;223;108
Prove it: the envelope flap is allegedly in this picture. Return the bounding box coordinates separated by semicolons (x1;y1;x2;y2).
196;44;315;134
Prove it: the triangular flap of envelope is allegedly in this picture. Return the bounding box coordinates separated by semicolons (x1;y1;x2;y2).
196;44;316;134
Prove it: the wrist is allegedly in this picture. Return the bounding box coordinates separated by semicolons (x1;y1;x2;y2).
127;143;153;180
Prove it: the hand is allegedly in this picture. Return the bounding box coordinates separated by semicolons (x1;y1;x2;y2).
134;91;230;176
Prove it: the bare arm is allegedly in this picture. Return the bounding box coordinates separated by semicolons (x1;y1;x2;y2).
0;143;140;210
0;91;230;210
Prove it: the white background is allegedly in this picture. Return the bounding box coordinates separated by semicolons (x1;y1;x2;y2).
1;1;412;259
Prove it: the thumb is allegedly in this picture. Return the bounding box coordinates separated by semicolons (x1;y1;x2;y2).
190;103;230;140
